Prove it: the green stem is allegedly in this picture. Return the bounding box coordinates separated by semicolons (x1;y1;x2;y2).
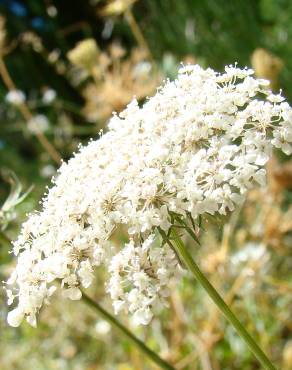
82;292;175;370
160;229;277;370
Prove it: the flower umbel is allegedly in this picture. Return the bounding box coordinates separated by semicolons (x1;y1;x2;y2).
6;64;292;327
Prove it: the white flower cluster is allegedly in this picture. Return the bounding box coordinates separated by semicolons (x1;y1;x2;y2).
5;89;26;105
27;114;50;134
6;64;292;327
42;89;56;105
107;235;177;325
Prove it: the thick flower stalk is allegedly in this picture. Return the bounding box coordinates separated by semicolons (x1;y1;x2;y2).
6;65;292;330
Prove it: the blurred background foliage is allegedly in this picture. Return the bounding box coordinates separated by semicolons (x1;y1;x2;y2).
0;1;291;369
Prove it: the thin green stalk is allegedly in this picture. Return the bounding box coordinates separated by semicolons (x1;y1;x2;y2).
159;229;277;370
82;292;175;370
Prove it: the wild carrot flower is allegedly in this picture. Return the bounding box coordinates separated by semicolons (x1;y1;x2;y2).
6;64;292;327
5;89;26;106
27;114;50;134
42;89;56;105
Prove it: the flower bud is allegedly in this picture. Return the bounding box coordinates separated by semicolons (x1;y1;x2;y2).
67;38;99;70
